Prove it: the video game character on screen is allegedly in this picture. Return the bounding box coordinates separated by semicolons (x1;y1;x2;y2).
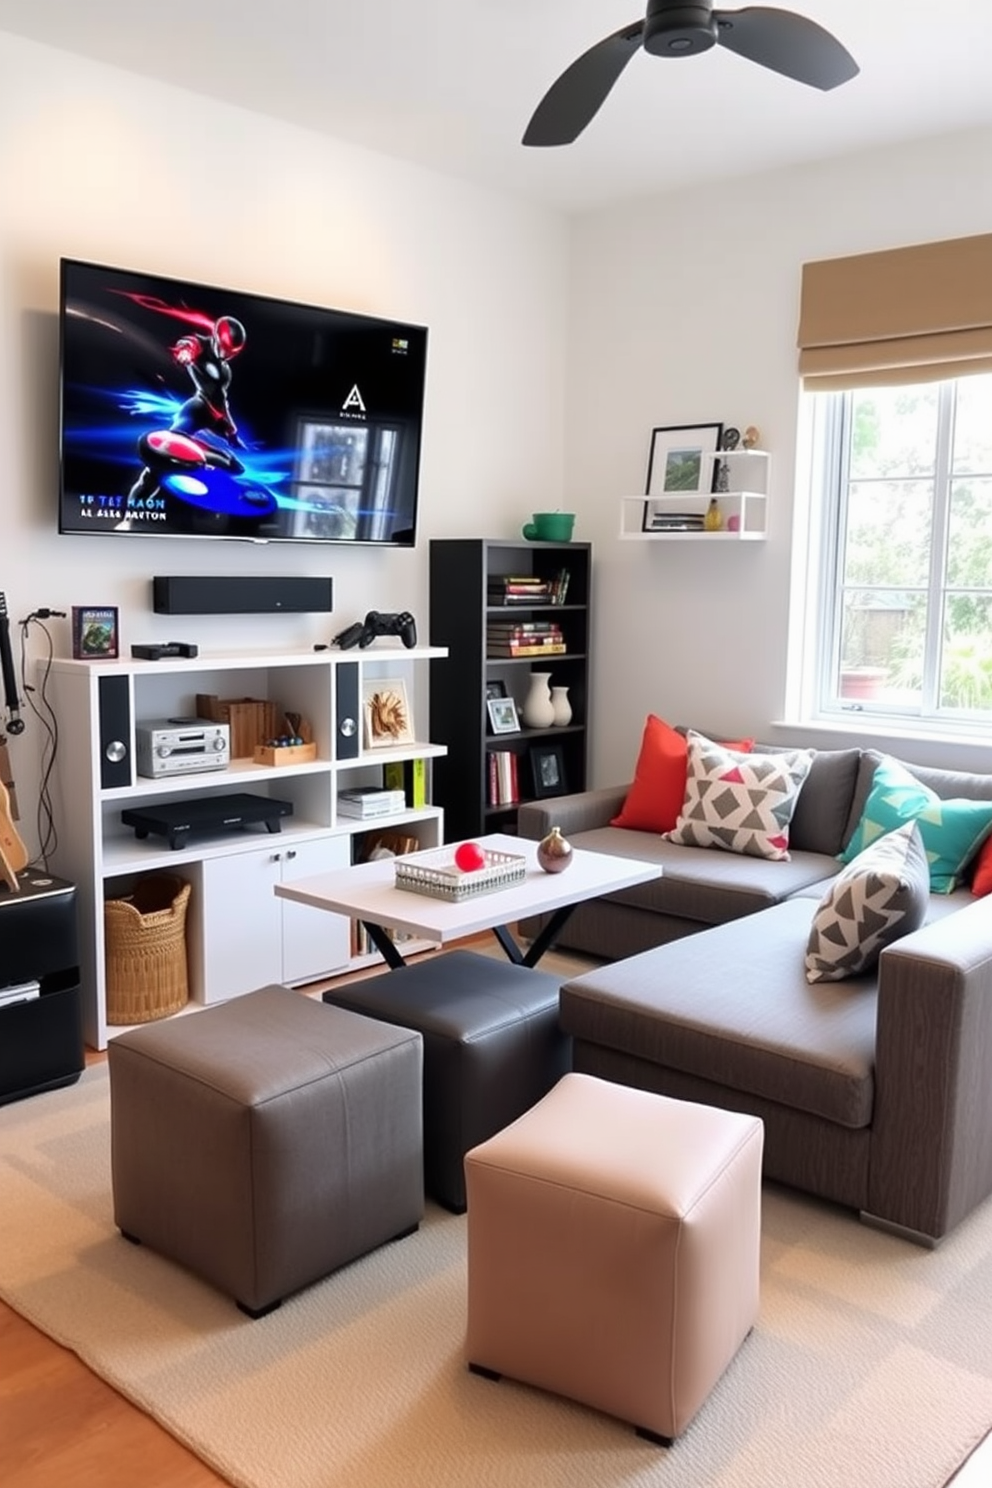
127;308;251;505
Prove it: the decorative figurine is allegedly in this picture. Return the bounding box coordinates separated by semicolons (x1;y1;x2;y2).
742;425;761;449
704;497;724;532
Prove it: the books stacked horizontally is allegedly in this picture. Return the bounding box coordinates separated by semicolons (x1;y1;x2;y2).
488;569;571;606
486;619;566;657
645;511;705;532
337;786;407;819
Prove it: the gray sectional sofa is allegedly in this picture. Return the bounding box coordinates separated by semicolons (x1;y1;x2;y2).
518;745;992;1244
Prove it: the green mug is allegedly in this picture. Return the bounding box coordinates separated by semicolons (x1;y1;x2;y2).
522;512;575;542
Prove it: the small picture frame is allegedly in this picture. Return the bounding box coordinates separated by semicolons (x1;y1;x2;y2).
487;696;520;735
645;423;724;498
529;742;567;799
485;679;508;701
71;605;119;660
362;677;415;749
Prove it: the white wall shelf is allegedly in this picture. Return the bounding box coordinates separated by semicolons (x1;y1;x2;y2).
620;448;769;542
46;645;447;1049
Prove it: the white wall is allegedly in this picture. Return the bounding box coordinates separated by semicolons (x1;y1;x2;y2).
0;32;568;855
568;126;992;785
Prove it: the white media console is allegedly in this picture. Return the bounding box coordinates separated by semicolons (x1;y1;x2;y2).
46;645;447;1049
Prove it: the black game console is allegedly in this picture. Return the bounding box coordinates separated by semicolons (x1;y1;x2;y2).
131;641;199;661
121;793;293;851
333;610;417;650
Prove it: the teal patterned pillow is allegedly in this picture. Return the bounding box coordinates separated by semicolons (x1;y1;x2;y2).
839;755;992;894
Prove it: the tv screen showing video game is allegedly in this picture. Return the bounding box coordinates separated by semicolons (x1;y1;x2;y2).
58;258;428;545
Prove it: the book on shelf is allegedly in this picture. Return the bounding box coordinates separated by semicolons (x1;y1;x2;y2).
382;757;427;809
337;786;407;819
487;642;567;657
488;749;519;806
486;619;563;633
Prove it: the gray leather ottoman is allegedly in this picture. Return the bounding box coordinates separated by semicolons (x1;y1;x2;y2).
323;950;571;1212
108;984;424;1316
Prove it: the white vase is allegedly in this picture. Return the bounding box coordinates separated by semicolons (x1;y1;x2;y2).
550;685;572;727
521;671;555;729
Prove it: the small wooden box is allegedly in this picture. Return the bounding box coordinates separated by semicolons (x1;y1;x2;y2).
197;695;279;759
253;742;318;768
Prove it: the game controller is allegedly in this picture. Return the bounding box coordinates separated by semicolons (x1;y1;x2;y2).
333;610;417;650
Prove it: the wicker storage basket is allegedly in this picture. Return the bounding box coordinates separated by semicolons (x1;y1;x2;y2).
105;874;191;1025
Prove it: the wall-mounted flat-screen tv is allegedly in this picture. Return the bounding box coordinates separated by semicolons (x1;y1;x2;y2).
58;258;428;545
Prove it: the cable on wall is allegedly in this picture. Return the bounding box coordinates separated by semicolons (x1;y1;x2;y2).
17;609;65;869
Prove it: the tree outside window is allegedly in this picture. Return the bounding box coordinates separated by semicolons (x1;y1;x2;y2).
803;374;992;725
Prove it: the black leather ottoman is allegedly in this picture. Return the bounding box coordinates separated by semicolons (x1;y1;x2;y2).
323;950;571;1212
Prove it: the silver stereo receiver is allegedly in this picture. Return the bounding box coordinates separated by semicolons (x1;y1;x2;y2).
136;718;231;778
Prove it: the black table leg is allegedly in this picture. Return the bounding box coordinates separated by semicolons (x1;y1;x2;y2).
492;904;577;968
361;920;407;971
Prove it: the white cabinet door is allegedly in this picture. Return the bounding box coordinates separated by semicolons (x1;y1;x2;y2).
279;836;351;984
198;849;285;1003
198;836;351;1003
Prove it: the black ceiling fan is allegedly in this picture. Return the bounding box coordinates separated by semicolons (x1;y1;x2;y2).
523;1;859;146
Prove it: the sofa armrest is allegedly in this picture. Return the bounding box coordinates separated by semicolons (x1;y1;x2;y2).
517;786;631;842
868;895;992;1241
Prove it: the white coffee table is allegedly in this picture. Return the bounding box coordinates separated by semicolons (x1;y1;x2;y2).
275;832;662;970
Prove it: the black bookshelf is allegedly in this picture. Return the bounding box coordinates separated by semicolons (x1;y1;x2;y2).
429;538;591;841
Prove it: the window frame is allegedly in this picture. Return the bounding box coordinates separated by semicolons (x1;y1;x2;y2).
799;376;992;736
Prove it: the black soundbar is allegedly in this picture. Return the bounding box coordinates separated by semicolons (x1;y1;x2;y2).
152;575;334;616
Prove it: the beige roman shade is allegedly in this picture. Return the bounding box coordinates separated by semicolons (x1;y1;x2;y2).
798;232;992;390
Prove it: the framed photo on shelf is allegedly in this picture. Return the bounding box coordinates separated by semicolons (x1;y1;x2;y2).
362;677;415;749
645;423;724;498
485;679;508;701
529;742;567;799
487;696;520;735
71;605;119;660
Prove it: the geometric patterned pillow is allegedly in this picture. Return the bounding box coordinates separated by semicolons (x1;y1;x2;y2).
839;754;992;893
664;731;814;861
805;821;930;983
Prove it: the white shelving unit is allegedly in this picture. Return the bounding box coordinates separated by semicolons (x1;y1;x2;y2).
620;448;769;542
46;645;447;1048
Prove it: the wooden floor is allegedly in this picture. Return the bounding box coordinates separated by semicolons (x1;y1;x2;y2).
2;951;990;1487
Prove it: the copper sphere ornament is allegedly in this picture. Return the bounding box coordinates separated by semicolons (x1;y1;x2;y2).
537;825;573;873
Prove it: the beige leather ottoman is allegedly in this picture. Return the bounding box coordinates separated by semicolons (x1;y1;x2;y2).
109;984;424;1317
464;1072;763;1443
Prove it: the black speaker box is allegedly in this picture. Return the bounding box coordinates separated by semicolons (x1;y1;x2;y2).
335;662;360;760
98;674;132;789
152;575;334;615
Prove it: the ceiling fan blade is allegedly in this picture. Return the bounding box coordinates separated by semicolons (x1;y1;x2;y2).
523;22;644;147
714;6;859;90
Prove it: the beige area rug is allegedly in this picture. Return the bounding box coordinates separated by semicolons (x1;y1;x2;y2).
2;1067;992;1488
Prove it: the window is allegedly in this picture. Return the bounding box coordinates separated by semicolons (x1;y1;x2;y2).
801;373;992;729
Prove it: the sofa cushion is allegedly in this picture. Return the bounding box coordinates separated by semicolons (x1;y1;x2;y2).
555;825;842;924
559;899;877;1129
841;755;992;893
666;732;814;861
609;716;753;834
805;822;930;983
972;835;992;897
780;748;863;857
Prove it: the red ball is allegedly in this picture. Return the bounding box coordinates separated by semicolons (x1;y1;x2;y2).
454;841;486;873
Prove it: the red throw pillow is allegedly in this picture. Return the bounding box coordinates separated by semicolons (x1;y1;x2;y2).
610;716;754;834
971;833;992;897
